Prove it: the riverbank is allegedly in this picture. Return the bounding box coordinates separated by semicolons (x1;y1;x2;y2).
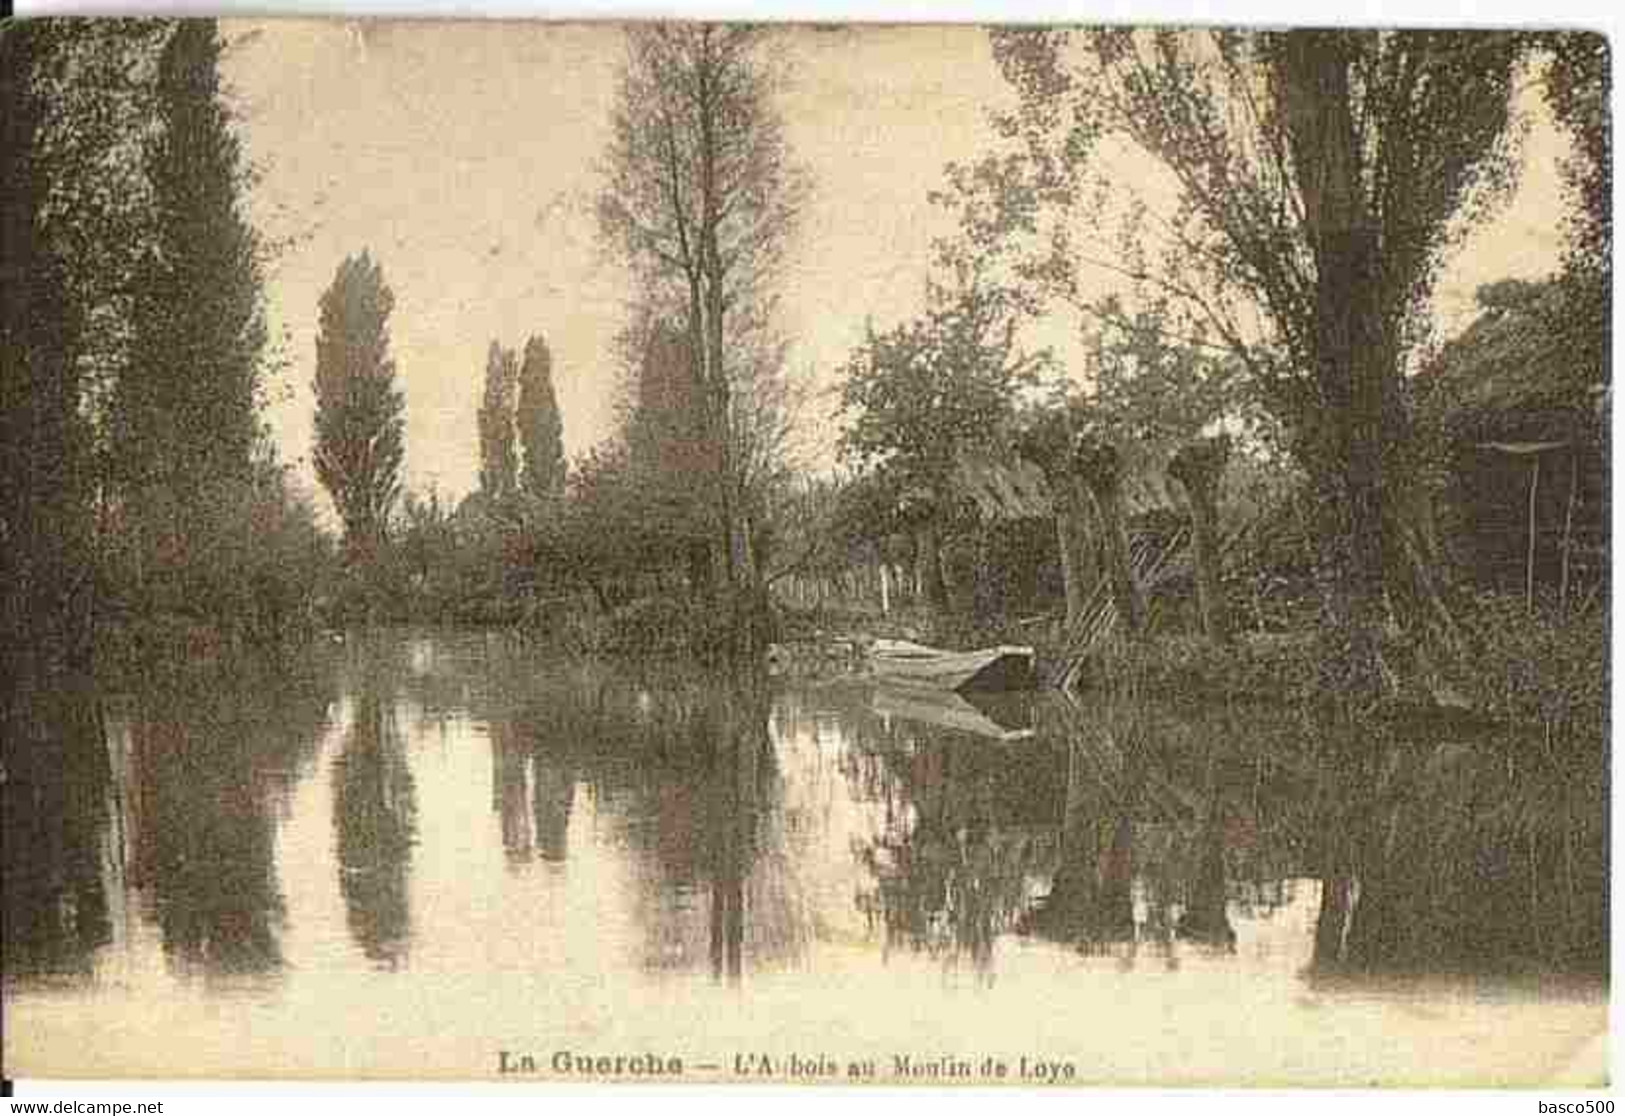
770;587;1607;744
89;576;1606;754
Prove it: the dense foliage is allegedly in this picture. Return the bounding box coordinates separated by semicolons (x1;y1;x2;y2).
596;25;806;657
517;334;566;501
477;341;520;502
2;20;326;684
313;251;406;573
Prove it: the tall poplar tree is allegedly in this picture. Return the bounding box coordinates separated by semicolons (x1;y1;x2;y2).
597;24;805;657
312;252;405;566
516;334;565;500
2;22;158;678
477;341;519;502
118;19;266;498
108;20;270;621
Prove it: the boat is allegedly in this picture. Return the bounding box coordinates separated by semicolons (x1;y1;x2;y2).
871;685;1036;742
866;638;1037;693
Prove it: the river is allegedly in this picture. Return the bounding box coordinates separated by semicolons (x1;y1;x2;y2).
2;629;1607;1086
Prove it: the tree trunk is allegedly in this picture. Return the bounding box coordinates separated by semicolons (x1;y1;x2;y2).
1277;33;1394;703
697;48;762;664
1073;440;1144;636
972;521;1000;623
1018;424;1097;629
1169;435;1232;644
1054;475;1099;628
916;519;949;611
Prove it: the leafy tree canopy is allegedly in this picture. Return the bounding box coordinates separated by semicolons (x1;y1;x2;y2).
313;251;405;559
837;277;1049;503
517;334;566;501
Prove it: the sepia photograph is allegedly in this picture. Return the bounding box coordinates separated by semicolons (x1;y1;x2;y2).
0;14;1611;1091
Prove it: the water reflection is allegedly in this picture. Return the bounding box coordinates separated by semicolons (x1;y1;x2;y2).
2;630;1607;1080
1177;814;1237;949
2;654;335;984
1303;706;1609;976
849;691;1279;968
334;685;417;967
462;659;804;979
530;750;575;864
130;657;331;979
488;688;580;866
1;679;115;978
846;690;1064;977
491;721;533;862
136;711;284;976
618;674;795;981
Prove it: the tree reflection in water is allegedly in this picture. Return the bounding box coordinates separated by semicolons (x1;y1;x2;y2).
1;675;115;979
476;657;802;983
333;646;418;968
2;630;1608;1014
1176;813;1237;949
841;680;1609;978
129;655;331;980
0;650;340;983
1303;704;1608;977
491;720;534;862
847;696;1065;980
486;661;581;869
628;671;796;984
530;740;576;864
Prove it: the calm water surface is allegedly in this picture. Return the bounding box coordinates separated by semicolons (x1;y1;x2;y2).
3;630;1606;1085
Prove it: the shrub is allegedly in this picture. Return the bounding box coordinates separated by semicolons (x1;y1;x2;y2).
1455;590;1608;748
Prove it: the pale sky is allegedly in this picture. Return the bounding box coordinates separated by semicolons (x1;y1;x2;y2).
224;20;1573;507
